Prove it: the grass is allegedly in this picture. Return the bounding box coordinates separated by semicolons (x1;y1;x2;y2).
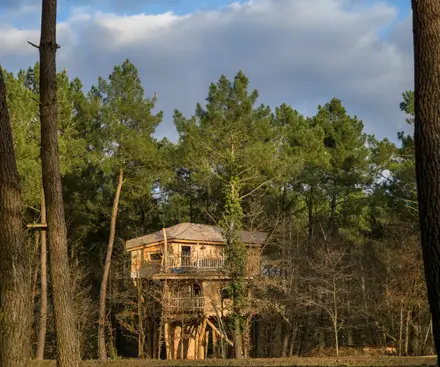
29;356;437;367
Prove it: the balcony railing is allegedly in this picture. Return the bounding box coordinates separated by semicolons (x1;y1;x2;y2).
164;296;204;313
166;256;225;273
131;257;225;278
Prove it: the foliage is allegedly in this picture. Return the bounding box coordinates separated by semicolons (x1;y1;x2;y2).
4;61;426;359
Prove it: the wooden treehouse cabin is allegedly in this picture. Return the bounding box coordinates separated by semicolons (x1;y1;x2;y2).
125;222;266;360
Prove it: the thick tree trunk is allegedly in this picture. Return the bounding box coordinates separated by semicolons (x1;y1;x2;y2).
412;1;440;363
0;67;32;367
36;190;48;360
281;322;290;357
39;0;80;365
98;167;124;360
289;325;297;357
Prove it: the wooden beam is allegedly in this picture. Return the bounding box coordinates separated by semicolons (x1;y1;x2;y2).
206;318;233;346
26;223;48;229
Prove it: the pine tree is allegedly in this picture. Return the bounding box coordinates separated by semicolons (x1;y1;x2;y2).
412;1;440;364
0;66;32;367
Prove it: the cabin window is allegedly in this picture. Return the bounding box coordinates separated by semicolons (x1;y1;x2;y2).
150;252;162;261
193;283;202;297
181;246;191;256
181;246;191;266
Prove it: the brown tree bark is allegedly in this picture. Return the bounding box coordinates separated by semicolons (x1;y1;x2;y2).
98;168;124;360
0;68;32;367
412;0;440;363
281;322;290;357
36;190;48;360
38;0;80;365
233;316;243;359
137;277;146;359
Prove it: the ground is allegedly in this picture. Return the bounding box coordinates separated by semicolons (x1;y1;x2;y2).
30;356;437;367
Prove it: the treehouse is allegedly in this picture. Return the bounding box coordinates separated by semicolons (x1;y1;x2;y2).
125;222;266;360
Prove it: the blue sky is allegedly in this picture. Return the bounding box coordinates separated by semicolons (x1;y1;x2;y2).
0;0;414;141
13;0;410;25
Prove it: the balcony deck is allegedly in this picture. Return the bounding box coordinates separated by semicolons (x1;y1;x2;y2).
163;296;205;314
167;256;225;273
131;256;226;279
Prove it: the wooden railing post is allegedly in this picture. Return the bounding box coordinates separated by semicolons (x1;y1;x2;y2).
163;228;168;272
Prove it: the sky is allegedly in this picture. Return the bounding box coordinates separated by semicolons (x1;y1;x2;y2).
0;0;413;142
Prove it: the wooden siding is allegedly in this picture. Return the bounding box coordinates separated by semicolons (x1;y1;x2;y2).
130;240;261;279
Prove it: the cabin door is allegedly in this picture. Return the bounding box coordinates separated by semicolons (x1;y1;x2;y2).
181;246;191;267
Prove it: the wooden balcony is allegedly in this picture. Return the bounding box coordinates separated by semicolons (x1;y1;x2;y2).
166;256;225;273
163;296;204;314
131;257;225;279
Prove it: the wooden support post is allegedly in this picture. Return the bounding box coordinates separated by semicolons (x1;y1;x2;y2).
173;324;181;359
164;322;170;359
195;323;199;359
180;322;184;360
163;228;168;272
187;325;196;360
205;331;209;359
213;327;217;358
198;318;207;359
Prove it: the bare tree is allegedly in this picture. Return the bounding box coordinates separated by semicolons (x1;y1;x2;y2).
412;0;440;363
37;0;80;364
98;168;124;360
301;247;353;356
0;67;32;367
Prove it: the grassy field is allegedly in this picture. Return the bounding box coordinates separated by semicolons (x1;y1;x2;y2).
30;356;437;367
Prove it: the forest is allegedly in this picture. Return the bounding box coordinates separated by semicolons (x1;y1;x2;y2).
1;56;426;360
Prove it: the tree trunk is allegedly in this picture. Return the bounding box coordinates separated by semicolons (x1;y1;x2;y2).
281;322;290;357
234;316;243;359
307;190;314;244
36;190;48;360
329;194;337;237
334;319;339;357
289;327;296;357
137;277;145;358
39;0;80;365
98;167;124;360
405;310;411;356
422;320;432;355
399;301;404;356
0;66;32;367
333;275;339;357
412;2;440;363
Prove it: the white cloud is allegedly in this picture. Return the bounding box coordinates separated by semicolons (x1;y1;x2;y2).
0;0;413;141
0;27;38;55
